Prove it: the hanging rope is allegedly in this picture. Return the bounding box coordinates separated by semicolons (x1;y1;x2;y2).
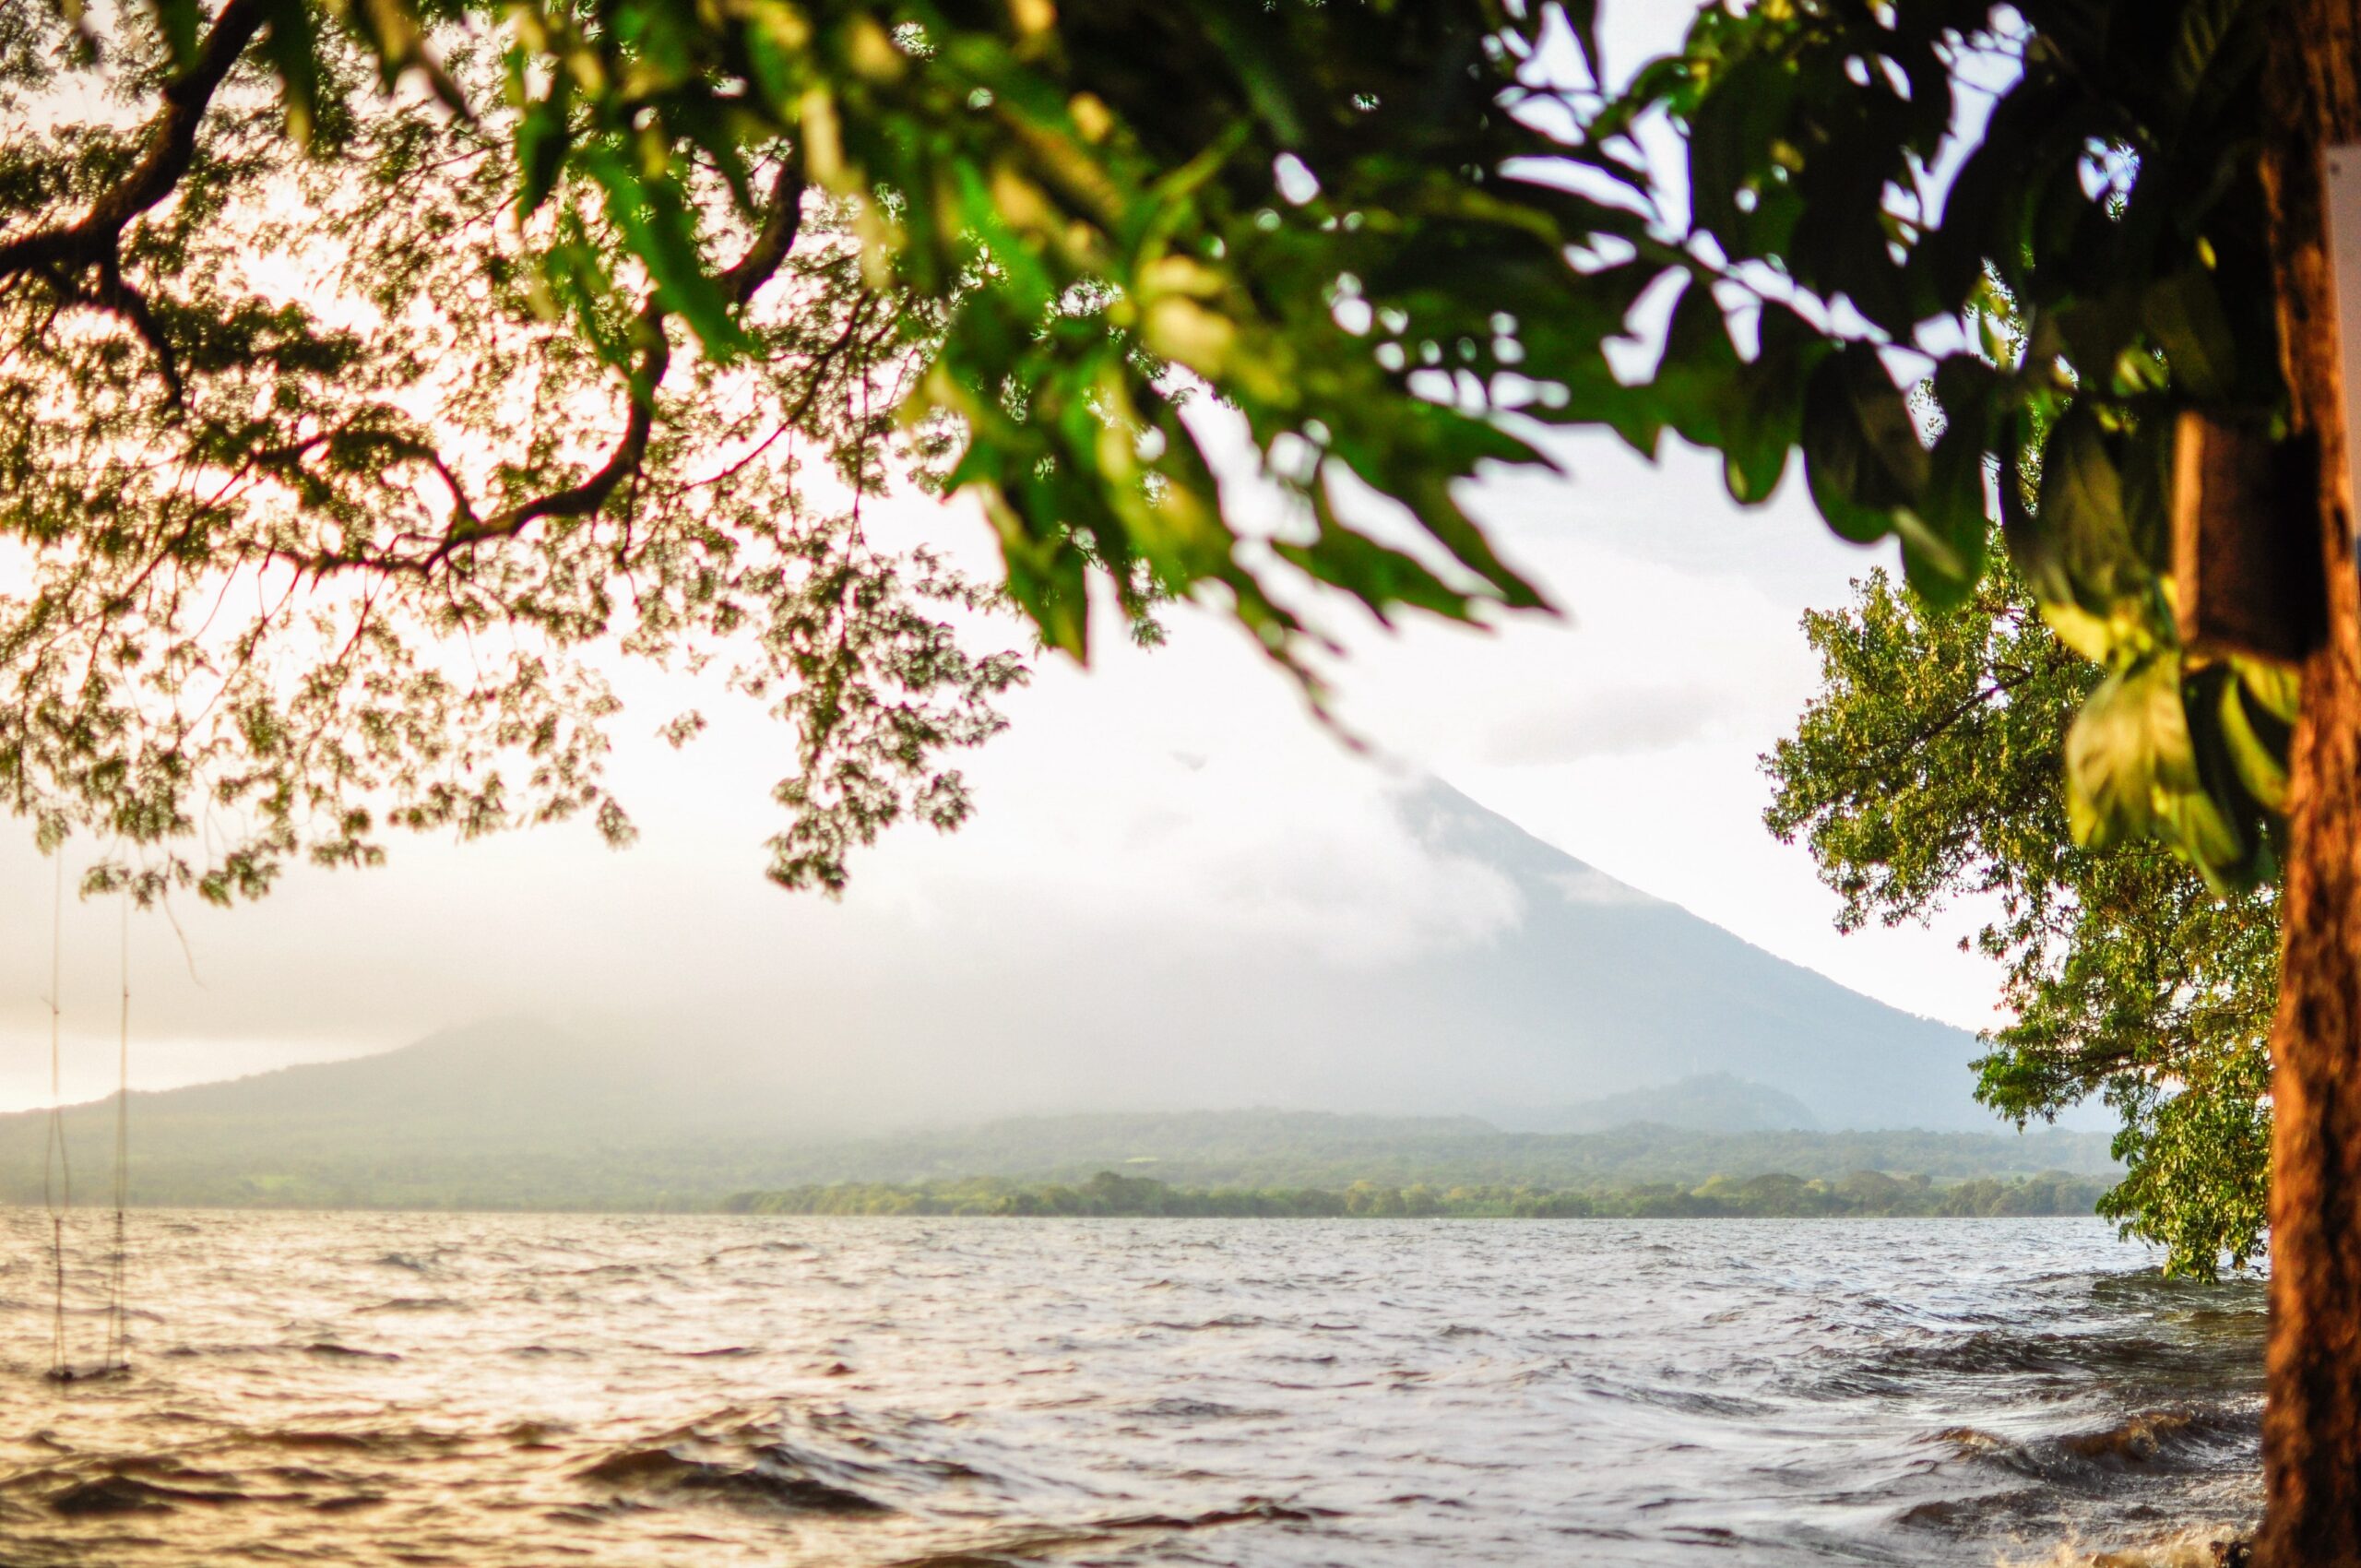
102;889;129;1374
42;854;70;1382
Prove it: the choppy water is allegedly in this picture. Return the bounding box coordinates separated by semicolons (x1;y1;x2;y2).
0;1212;2261;1566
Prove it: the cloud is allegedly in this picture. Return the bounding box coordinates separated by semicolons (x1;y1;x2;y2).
1481;679;1740;765
0;423;2009;1112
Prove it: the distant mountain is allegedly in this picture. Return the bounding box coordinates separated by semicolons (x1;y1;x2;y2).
0;777;2019;1211
1355;779;1992;1130
1505;1073;1823;1134
742;778;1997;1132
0;1084;2113;1211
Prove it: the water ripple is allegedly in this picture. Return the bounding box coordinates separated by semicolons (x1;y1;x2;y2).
0;1212;2260;1566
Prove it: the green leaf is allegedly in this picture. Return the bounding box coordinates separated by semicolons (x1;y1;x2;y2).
1654;276;1740;453
1894;355;2000;606
149;0;200;68
1717;304;1816;505
1272;517;1482;629
2144;267;2238;400
2218;661;2294;812
2176;662;2269;886
2033;406;2149;624
2065;656;2189;847
1800;346;1928;545
1194;10;1308;148
258;0;323;147
1688;51;1796;252
2168;0;2248;116
516;73;575;219
580;146;753;360
1560;0;1603;84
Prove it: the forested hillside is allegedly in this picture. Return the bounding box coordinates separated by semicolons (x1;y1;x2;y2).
0;1094;2114;1212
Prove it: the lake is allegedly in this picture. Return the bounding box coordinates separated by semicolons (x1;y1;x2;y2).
0;1212;2262;1565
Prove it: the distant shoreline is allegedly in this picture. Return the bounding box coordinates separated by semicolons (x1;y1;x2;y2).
726;1169;2112;1221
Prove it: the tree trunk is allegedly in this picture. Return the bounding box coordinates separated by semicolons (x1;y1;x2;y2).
2257;6;2361;1564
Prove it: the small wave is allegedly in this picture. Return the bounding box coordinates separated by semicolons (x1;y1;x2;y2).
578;1447;893;1515
578;1402;1006;1521
705;1241;814;1265
1145;1315;1268;1332
2056;1409;2256;1471
45;1460;254;1516
250;1430;380;1452
1863;1331;2091;1381
1800;1322;2263;1406
1927;1408;2257;1486
52;1475;201;1515
1995;1524;2254;1567
503;1420;567;1449
1119;1397;1277;1421
1895;1490;2048;1533
1584;1378;1774;1419
355;1297;462;1313
303;1342;400;1361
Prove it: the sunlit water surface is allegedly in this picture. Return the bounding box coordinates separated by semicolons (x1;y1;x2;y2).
0;1212;2261;1566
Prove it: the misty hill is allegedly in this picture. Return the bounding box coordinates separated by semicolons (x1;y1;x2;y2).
0;778;2030;1209
581;778;1991;1135
1367;782;1989;1130
0;1044;2113;1211
1507;1073;1822;1134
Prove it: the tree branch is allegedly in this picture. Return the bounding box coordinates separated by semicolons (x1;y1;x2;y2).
418;154;807;564
260;154;811;582
0;0;272;279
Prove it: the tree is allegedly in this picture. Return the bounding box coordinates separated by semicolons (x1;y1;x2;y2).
1635;2;2361;1551
0;0;1632;897
2236;4;2361;1561
10;0;2361;1550
1588;6;2361;1550
1765;562;2276;1277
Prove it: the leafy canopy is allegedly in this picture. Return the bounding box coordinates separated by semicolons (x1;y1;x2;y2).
1;0;2309;918
1766;563;2274;1277
2;0;1655;897
1598;0;2300;895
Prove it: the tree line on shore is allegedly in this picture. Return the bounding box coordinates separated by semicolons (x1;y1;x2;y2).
725;1169;2112;1221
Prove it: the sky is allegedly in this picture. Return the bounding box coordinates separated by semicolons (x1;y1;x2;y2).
0;422;2011;1112
0;1;2022;1112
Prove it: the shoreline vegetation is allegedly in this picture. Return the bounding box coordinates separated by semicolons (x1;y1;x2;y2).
1;1106;2119;1213
724;1169;2113;1220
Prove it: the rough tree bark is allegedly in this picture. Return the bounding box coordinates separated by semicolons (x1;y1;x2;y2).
2256;5;2361;1564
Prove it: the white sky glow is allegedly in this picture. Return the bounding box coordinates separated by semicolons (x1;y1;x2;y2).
0;0;2023;1113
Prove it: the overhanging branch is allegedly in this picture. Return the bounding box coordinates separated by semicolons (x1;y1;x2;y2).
0;0;271;279
296;154;809;577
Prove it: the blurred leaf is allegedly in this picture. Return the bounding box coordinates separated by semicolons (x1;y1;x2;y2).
2219;661;2294;811
1688;51;1795;252
2033;406;2146;622
1898;356;2002;607
258;0;323;146
580;146;751;360
2144;267;2238;400
149;0;201;67
1801;346;1927;545
2169;0;2248;115
2066;657;2189;846
515;71;575;219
